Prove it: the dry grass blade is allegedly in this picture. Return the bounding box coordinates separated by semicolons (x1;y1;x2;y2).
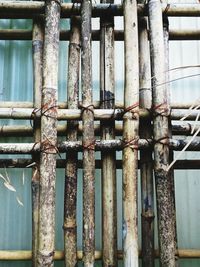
16;196;24;207
0;173;7;183
22;170;25;185
3;182;16;192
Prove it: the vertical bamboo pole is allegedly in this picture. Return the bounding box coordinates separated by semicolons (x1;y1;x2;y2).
37;0;61;266
32;18;43;267
123;0;139;266
148;0;176;266
163;15;178;267
138;18;154;267
100;1;117;266
81;0;95;266
63;8;81;267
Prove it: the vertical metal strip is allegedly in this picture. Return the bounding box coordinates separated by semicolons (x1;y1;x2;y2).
138;17;154;267
148;0;176;266
123;0;139;266
100;1;117;266
37;0;61;266
81;0;95;266
63;9;81;267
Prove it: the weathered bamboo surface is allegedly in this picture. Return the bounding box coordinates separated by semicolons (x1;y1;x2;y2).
37;0;60;266
63;5;80;267
148;0;176;266
123;0;139;265
139;17;154;267
100;0;117;265
1;2;200;18
32;18;43;267
81;0;95;265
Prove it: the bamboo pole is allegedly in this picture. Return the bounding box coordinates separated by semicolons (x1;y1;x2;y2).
0;249;200;260
123;0;139;265
2;29;200;41
148;0;176;266
63;8;80;267
81;0;95;265
1;2;200;18
37;0;61;266
32;18;43;267
139;17;154;267
100;1;117;265
163;15;178;266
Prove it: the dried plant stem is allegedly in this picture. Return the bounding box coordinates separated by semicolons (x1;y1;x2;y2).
123;0;139;266
37;0;60;266
32;18;43;267
63;8;80;267
100;1;117;265
139;17;154;267
148;0;176;266
81;0;95;266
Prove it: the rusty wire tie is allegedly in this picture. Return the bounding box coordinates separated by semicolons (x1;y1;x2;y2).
80;104;94;115
122;137;139;151
153;136;170;146
152;102;170;117
82;139;96;151
122;102;140;119
37;250;55;258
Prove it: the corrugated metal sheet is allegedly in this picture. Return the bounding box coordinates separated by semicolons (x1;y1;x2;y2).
0;1;200;266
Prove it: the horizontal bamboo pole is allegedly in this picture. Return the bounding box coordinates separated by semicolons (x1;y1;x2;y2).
0;138;200;154
0;100;196;110
0;249;199;260
0;122;200;137
0;158;199;169
0;107;199;120
2;29;200;41
1;2;200;18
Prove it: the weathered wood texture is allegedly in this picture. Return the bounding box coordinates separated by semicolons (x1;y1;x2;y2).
63;9;80;267
123;0;139;266
148;0;176;266
139;17;154;267
32;18;43;267
81;0;95;266
37;0;61;266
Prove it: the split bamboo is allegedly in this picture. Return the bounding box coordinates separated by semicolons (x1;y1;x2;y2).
139;17;154;267
81;0;95;265
100;0;117;265
63;6;80;267
32;18;43;267
37;0;61;266
148;0;176;266
123;0;139;265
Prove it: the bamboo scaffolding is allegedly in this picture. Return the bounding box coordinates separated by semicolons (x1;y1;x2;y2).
163;15;178;266
100;1;117;265
81;0;95;266
0;249;200;260
2;29;200;41
63;7;80;267
1;2;200;18
123;0;139;265
139;17;154;267
32;18;43;267
148;0;176;266
37;0;60;266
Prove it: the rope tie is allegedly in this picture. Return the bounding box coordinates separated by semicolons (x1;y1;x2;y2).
80;104;94;115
